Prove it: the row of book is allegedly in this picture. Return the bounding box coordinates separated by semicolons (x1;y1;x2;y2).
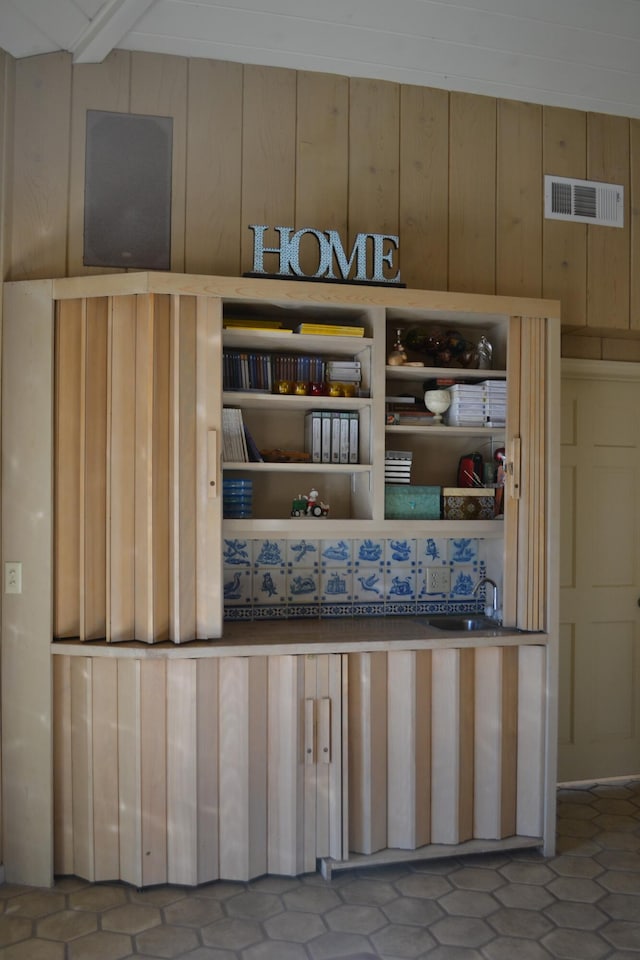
385;450;413;483
223;350;362;392
305;410;360;464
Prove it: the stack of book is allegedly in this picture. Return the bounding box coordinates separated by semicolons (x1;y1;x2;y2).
482;379;507;426
305;410;359;464
445;380;506;427
222;408;263;462
295;322;365;337
223;317;290;333
385;395;434;425
325;359;361;392
385;450;413;483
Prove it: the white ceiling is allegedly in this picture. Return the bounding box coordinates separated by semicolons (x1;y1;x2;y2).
2;0;640;118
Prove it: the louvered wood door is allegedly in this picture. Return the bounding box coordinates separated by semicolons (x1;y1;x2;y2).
503;315;559;632
54;292;223;643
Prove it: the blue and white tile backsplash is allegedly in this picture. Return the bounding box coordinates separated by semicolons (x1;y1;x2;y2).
223;536;500;621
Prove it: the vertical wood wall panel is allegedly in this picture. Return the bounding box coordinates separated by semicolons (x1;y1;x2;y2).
6;51;640;335
387;650;431;850
140;659;168;885
117;659;143;886
195;295;223;639
516;317;548;631
134;294;171;642
241;66;297;273
70;657;94;880
10;53;71;279
348;652;388;855
348;78;400;265
399;85;449;291
196;659;219;883
295;71;349;278
431;648;474;843
542;107;587;328
130;52;188;272
586;113;630;330
267;656;305;876
107;295;137;641
218;656;268;880
91;657;119;880
170;295;197;642
67;51;131;276
185;59;243;276
167;659;199;884
449;92;497;294
474;647;517;839
497;100;542;298
517;645;546;836
53;656;74;875
54;299;82;637
81;297;108;640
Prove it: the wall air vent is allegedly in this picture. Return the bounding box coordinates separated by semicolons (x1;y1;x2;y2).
544;175;624;227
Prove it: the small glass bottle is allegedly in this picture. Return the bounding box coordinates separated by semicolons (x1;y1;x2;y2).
477;335;493;369
387;328;407;365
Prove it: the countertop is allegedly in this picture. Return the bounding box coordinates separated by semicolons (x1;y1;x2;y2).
51;616;546;659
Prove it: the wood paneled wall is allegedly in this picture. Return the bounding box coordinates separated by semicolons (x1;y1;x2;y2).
2;50;640;339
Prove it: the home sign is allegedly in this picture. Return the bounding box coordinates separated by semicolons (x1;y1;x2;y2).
249;225;401;285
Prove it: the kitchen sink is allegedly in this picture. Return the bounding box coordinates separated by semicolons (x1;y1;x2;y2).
425;615;501;631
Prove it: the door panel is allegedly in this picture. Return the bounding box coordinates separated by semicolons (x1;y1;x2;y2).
559;368;640;781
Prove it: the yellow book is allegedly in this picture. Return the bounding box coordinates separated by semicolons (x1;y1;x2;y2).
295;323;365;337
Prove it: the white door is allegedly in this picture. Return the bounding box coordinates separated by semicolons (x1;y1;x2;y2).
559;360;640;782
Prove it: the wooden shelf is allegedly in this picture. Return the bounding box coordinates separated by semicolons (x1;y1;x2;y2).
385;424;505;437
224;329;374;355
223;460;371;473
223;518;505;538
223;391;371;410
385;365;507;380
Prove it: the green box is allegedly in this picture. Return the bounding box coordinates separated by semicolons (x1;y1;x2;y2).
384;484;441;520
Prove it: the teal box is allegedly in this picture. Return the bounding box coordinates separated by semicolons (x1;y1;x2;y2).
384;484;441;520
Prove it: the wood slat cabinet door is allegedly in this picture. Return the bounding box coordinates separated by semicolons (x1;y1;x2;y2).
54;290;223;644
267;653;346;875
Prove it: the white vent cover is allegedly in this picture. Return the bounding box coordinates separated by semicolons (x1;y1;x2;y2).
544;175;624;227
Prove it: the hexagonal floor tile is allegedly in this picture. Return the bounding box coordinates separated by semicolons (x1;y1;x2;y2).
324;903;385;935
162;897;224;927
371;922;436;958
134;923;199;958
201;916;262;950
263;910;326;942
101;903;161;934
36;909;98;941
224;892;283;920
0;938;65;960
68;886;128;913
67;930;132;960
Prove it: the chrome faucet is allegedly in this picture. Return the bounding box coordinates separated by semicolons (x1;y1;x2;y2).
473;577;500;622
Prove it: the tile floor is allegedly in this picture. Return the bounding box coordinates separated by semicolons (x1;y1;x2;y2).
1;780;640;959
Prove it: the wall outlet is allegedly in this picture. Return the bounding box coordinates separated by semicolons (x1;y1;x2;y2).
425;566;451;593
5;561;22;594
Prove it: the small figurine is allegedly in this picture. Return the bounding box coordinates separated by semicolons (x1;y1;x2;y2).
387;327;408;365
291;489;330;518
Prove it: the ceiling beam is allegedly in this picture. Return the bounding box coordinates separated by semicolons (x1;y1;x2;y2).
71;0;158;64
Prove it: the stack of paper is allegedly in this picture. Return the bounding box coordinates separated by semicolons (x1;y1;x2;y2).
385;449;413;484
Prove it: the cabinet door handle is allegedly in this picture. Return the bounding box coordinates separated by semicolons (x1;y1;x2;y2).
304;698;315;764
508;436;521;500
207;429;219;499
318;697;331;764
